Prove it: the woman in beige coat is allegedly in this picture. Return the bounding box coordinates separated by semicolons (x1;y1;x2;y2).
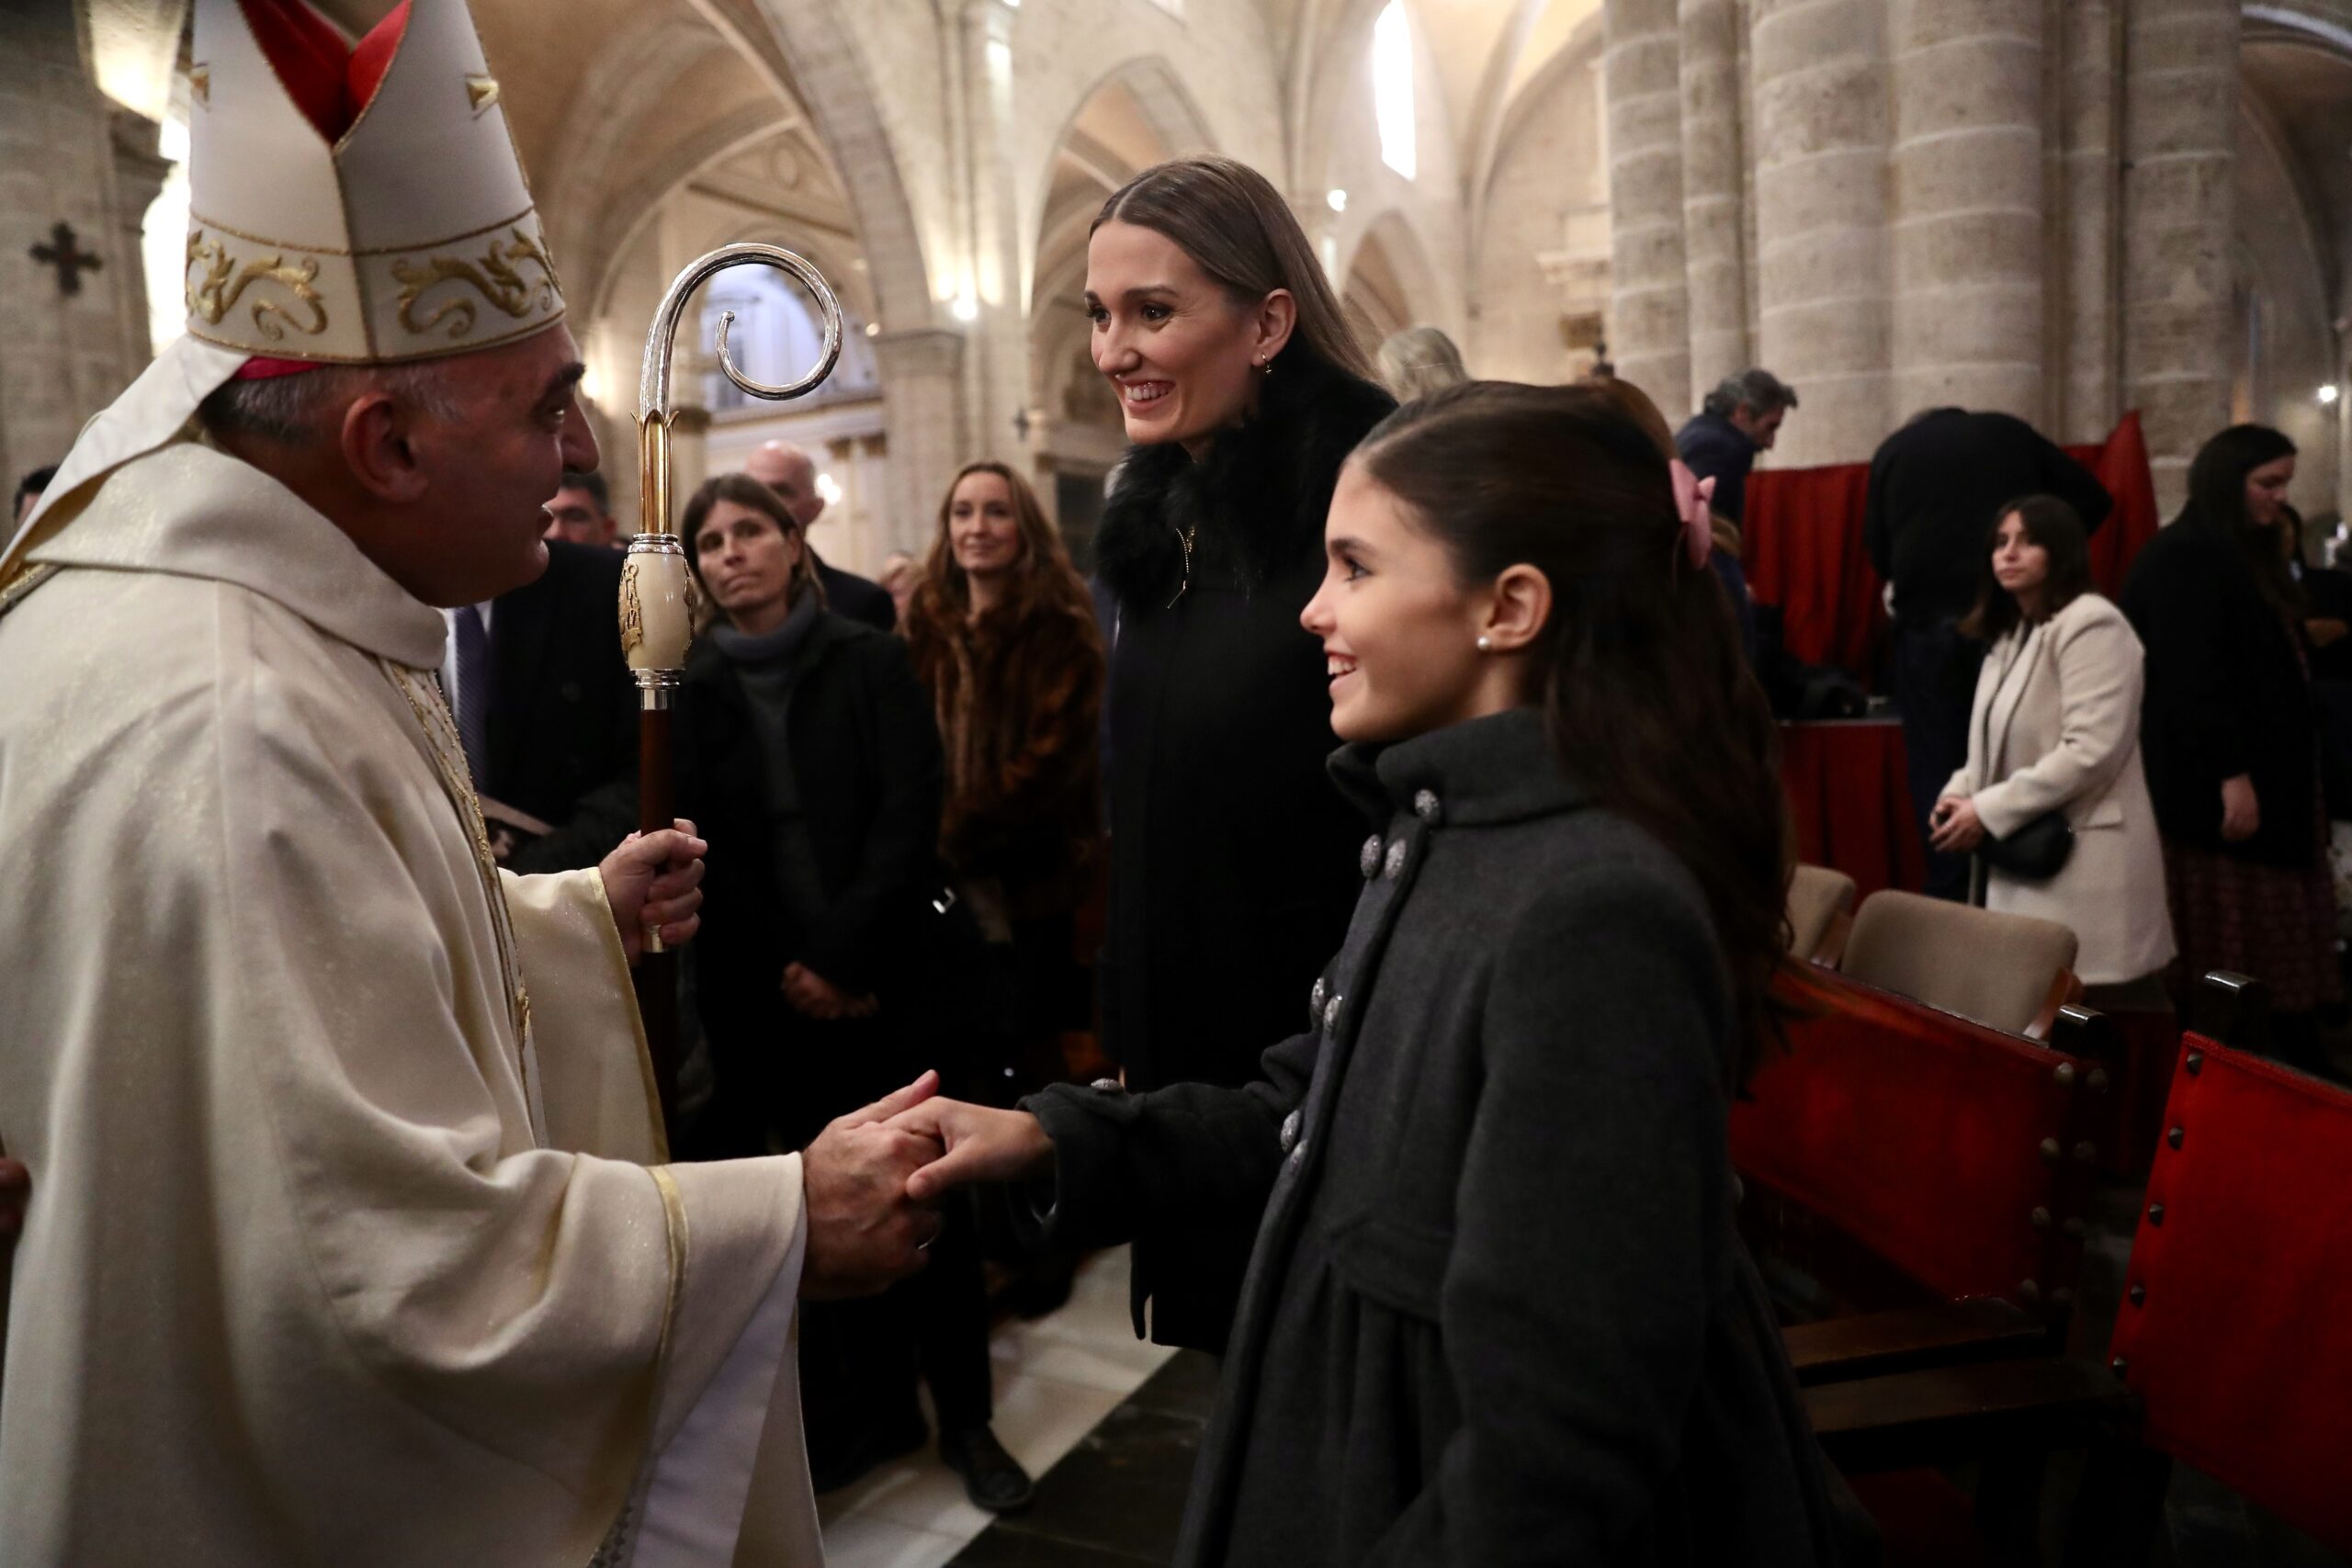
1930;496;2177;991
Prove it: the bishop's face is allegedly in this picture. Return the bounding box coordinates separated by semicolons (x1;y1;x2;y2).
401;324;600;604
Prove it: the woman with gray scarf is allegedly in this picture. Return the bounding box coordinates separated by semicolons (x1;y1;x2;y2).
672;474;1033;1510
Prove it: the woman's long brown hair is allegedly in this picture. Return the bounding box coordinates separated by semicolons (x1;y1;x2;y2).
1353;381;1790;1084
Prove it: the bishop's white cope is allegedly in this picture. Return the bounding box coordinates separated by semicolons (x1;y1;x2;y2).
0;437;822;1566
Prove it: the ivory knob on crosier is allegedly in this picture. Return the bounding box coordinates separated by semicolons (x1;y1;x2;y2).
619;536;696;674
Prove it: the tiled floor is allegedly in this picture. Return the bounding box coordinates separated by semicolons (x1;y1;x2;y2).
816;1249;1186;1568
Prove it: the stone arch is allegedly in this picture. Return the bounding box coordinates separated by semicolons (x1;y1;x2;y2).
1340;208;1448;353
724;0;936;333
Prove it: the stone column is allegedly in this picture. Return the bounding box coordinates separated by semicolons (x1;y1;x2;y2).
1678;0;1748;397
873;327;967;555
952;0;1027;469
1604;0;1691;414
1749;0;1892;466
2055;0;2123;443
1888;0;2044;423
2122;0;2238;511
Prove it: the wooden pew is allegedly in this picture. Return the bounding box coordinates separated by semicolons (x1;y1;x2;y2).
1737;964;2104;1382
1736;964;2138;1559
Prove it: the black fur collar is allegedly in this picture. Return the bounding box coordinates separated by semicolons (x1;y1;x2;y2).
1094;354;1396;611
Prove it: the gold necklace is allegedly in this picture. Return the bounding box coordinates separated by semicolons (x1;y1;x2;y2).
1166;523;1197;610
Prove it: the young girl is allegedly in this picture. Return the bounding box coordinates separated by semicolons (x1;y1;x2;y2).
891;382;1863;1565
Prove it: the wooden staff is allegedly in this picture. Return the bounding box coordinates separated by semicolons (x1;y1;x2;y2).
624;243;843;1135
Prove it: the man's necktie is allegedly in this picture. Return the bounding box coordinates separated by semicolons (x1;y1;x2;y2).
454;604;492;784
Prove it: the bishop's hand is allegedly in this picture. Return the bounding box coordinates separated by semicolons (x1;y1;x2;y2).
600;820;707;963
802;1072;946;1300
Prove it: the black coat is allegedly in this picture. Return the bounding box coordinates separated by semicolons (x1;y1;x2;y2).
816;555;897;631
1674;410;1758;525
2121;521;2319;866
1092;352;1395;1348
1863;409;2113;625
672;612;947;1144
1022;712;1867;1568
488;539;639;874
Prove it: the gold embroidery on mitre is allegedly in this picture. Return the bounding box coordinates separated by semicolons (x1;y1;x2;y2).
465;73;501;114
618;570;645;659
189;63;211;106
390;228;560;341
186;231;330;341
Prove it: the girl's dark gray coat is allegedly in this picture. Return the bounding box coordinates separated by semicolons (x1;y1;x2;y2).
1023;709;1868;1567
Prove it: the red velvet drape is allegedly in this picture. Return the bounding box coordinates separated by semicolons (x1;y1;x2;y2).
1743;412;2160;674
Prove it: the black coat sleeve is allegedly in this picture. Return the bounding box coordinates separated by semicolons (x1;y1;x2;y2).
510;766;638;874
1364;865;1733;1567
793;637;945;994
1863;450;1894;581
1012;1025;1322;1255
2125;542;2257;792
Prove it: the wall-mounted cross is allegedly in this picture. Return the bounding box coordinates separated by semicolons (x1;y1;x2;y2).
30;222;102;298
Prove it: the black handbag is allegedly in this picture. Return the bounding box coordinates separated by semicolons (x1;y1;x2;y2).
1977;810;2074;879
1970;627;2075;882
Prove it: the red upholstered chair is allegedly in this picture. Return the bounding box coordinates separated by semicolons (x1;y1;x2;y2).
1738;966;2134;1564
1737;964;2101;1337
2097;1032;2352;1558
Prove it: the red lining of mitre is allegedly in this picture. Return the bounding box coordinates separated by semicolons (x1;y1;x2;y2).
227;0;413;380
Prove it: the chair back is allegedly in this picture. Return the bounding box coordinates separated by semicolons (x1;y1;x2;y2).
1787;863;1858;963
2108;1036;2352;1555
1734;964;2099;1315
1843;889;2077;1036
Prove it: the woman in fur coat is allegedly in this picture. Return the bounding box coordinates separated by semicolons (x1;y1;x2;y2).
902;460;1106;1059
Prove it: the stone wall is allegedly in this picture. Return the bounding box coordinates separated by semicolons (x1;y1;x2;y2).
0;6;165;502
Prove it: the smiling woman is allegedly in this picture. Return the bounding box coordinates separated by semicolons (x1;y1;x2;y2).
1082;156;1395;1351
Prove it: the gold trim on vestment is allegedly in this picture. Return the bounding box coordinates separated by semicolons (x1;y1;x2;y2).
186;231;330;341
186;203;540;261
391;227;561;341
0;561;61;619
381;661;536;1088
182;305;567;366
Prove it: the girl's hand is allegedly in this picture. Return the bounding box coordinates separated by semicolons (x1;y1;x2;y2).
886;1099;1055;1201
2221;774;2260;842
1928;796;1984;853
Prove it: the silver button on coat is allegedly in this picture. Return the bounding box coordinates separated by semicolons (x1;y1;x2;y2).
1322;994;1342;1032
1359;835;1382;878
1414;788;1442;824
1279;1108;1302;1154
1383;839;1408;879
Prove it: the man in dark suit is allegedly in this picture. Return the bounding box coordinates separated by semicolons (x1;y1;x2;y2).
440;516;639;874
1865;408;2113;898
743;439;897;629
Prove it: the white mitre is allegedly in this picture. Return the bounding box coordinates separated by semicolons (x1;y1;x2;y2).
4;0;560;574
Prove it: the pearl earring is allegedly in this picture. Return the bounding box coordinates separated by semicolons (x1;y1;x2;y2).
1476;635;1493;652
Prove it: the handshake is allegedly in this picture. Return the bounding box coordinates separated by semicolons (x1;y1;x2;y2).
797;1071;1060;1299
